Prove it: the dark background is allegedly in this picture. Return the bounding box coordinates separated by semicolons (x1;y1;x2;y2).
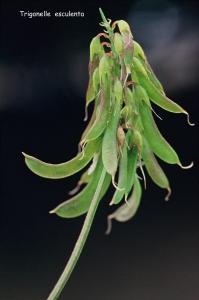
1;1;199;299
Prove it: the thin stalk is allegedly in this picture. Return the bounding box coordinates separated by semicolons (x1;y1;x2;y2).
99;8;117;58
99;7;108;24
47;167;107;300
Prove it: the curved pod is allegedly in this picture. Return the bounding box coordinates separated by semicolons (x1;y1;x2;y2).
50;153;111;218
139;101;180;164
23;137;102;179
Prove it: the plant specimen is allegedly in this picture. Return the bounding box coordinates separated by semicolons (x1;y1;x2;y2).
22;8;194;300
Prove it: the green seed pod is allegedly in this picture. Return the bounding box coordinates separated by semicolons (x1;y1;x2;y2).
23;136;103;179
134;84;151;106
125;145;138;200
133;40;146;61
90;36;102;60
106;175;142;234
99;54;111;81
117;125;125;152
130;128;143;158
92;67;100;94
139;100;180;164
122;86;134;122
113;79;123;103
114;32;124;58
120;105;133;123
86;56;99;106
141;135;171;200
127;87;133;102
133;57;148;77
115;20;134;70
135;71;189;115
123;30;134;69
117;20;131;34
95;103;100;118
108;55;115;70
102;98;120;176
132;40;165;94
131;68;140;84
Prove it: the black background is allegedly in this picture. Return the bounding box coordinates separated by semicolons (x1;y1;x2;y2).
1;1;199;299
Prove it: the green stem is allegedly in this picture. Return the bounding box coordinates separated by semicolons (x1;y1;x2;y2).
99;8;117;58
99;7;108;24
47;167;107;300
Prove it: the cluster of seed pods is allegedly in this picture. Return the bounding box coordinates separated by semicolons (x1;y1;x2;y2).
23;17;194;233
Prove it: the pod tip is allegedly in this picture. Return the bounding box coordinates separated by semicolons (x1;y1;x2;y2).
139;160;146;189
22;152;26;157
68;184;81;195
111;174;125;191
49;209;56;214
109;200;114;206
178;161;194;169
79;140;87;160
186;113;195;126
164;187;171;201
105;214;115;235
84;104;88;121
124;195;130;206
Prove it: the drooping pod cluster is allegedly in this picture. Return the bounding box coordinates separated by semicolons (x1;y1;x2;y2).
23;15;194;232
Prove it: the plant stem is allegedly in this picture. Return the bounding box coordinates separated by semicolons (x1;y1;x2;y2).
99;7;108;24
99;8;117;58
47;167;107;300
